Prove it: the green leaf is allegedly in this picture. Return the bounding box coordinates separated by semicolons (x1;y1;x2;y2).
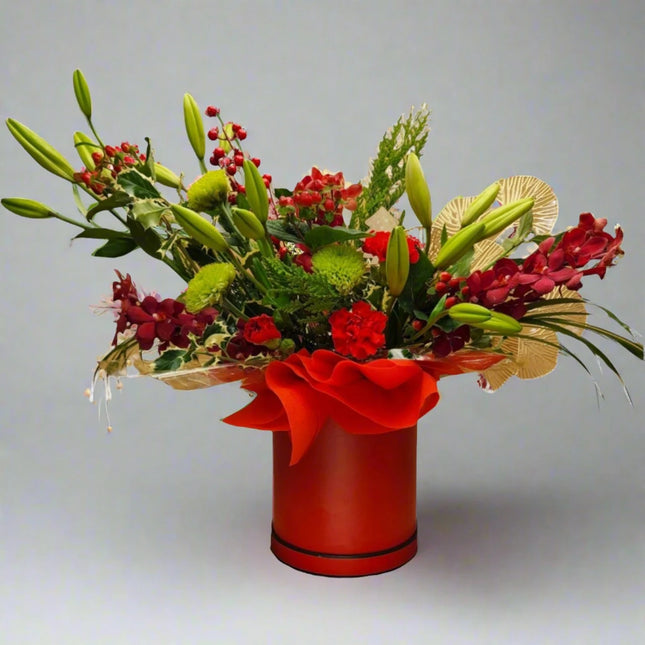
154;349;187;372
117;169;161;199
86;191;132;220
75;228;133;240
304;225;369;251
440;224;448;246
266;219;303;244
92;237;138;257
501;211;533;252
72;184;88;217
525;319;634;398
126;217;162;257
130;199;169;229
449;247;475;276
142;137;156;179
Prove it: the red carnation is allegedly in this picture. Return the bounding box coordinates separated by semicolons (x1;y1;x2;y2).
362;231;421;264
243;314;282;348
329;301;387;360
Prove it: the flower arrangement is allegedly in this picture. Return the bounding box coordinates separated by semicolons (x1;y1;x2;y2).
4;70;642;465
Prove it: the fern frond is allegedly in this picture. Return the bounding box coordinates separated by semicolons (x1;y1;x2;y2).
351;105;430;229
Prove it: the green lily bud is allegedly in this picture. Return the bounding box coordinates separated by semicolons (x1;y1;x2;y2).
243;159;269;223
448;303;522;334
433;221;485;270
447;302;492;324
231;207;265;240
154;163;182;189
2;197;54;219
6;118;75;181
183;93;205;161
475;312;522;334
72;69;92;119
405;152;432;228
73;131;99;169
386;226;410;297
480;197;534;238
171;203;228;253
461;182;500;226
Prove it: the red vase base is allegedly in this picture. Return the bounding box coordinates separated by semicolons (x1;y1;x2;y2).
270;525;418;577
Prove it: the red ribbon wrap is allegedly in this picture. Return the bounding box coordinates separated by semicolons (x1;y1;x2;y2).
223;349;502;464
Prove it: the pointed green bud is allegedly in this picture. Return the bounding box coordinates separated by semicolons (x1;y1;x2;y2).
72;69;92;119
2;197;55;219
405;152;432;228
480;198;534;238
154;163;182;189
231;207;265;240
476;312;522;334
171;203;228;253
433;221;485;270
6;118;75;181
447;302;492;324
461;182;500;226
242;159;269;223
184;262;237;312
448;303;522;334
386;226;410;297
183;93;205;161
73;131;99;169
187;170;230;211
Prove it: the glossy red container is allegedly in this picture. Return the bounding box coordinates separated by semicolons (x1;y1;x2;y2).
271;421;417;577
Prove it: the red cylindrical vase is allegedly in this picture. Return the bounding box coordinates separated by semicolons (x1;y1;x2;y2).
271;421;417;577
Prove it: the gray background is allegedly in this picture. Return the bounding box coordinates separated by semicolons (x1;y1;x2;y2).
1;1;643;643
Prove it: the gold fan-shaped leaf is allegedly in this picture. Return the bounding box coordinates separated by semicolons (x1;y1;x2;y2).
496;176;558;236
479;324;560;389
479;337;520;390
530;287;588;336
429;195;475;260
470;239;506;272
515;327;559;379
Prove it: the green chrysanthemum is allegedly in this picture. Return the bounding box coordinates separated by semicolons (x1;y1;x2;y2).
184;262;236;312
187;170;231;212
311;244;366;295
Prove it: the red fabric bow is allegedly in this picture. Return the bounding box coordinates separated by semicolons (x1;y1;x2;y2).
223;349;502;464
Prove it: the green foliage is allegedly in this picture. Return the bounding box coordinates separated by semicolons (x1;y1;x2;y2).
261;256;340;318
92;237;138;258
351;105;430;229
304;225;368;251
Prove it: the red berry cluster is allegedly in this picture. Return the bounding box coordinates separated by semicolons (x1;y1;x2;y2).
277;167;362;227
433;271;468;309
204;106;271;203
74;142;145;195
